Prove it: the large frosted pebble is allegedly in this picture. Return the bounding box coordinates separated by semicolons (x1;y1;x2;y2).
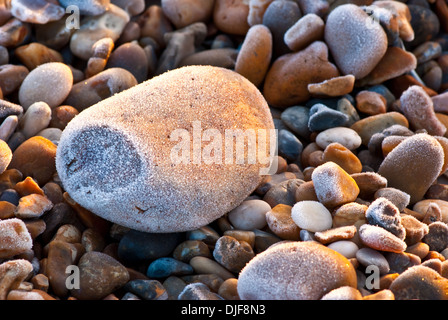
378;134;445;205
327;240;359;259
237;241;357;300
311;162;360;208
400;85;446;136
315;127;362;151
325;4;388;79
320;286;362;300
56;66;275;233
389;265;448;300
365;197;406;240
235;24;272;87
0;218;33;258
291;200;332;232
359;224;407;253
228;200;271;231
18;62;73;110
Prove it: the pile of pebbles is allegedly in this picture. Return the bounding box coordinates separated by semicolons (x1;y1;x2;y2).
0;0;448;301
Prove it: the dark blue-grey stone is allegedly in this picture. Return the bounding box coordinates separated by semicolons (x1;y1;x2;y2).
0;188;20;205
262;0;302;58
124;279;168;300
407;5;440;48
277;129;303;161
118;230;183;264
146;257;193;278
308;103;349;132
280;106;311;140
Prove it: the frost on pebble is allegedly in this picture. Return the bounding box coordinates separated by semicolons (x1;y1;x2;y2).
11;0;65;24
0;218;33;258
291;200;332;232
237;241;357;300
359;224;407;253
324;4;388;79
311;161;360;208
378;133;445;205
0;259;34;300
399;85;447;136
56;66;275;233
365;197;406;240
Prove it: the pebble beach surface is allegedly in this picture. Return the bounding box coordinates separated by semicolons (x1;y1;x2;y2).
0;0;448;302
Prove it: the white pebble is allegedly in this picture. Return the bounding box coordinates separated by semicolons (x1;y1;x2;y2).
291;200;332;232
327;240;359;259
315;127;362;150
228;199;271;230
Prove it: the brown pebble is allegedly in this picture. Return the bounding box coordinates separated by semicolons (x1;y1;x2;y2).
314;225;357;244
31;274;49;293
0;201;16;219
423;221;448;252
14;193;53;219
265;204;300;240
332;202;368;228
0;218;33;259
308;75;355;98
359;224;407;253
213;236;255;274
49;105;79;130
356;91;387;116
218;278;239;300
406;242;430;260
213;0;250;36
14;42;63;70
235;24;272;87
14;176;44;197
390;265;448;300
0;259;33;300
263;41;339;108
322;142;362;174
8;136;57;185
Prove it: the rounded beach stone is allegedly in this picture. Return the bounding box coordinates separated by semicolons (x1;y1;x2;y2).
213;0;250;36
315;127;362;151
378;134;445;205
359;224;407;253
325;4;388;79
308;75;355;98
161;0;214;29
57;66;274;233
228;199;270;231
71;251;130;300
356;247;390;275
311;161;360;208
0;259;34;300
0;218;32;258
213;236;255;273
265;204;300;240
263;41;339;108
291;200;332;232
327;240;359;259
400;85;446;136
237;241;357;300
106;42;148;83
18;62;73;110
8;136;57;185
389;265;448;300
322;142;362;174
365;197;406;240
235;24;272;87
423;221;448;252
284;13;324;52
320;286;362;300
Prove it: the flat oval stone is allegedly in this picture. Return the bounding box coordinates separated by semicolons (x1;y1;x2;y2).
56;66;275;233
322;142;362;174
18;62;73;110
213;0;250;36
350;112;409;146
325;4;388;79
162;0;214;29
266;204;300;240
378;134;445;205
356;247;390;275
106;42;148;83
237;241;357;300
146;257;193;278
315;127;362;150
359;224;407;253
308;104;349;132
284;13;325;52
228;200;270;231
327;240;359;259
291;200;332;232
235;24;272;87
280;106;311;140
